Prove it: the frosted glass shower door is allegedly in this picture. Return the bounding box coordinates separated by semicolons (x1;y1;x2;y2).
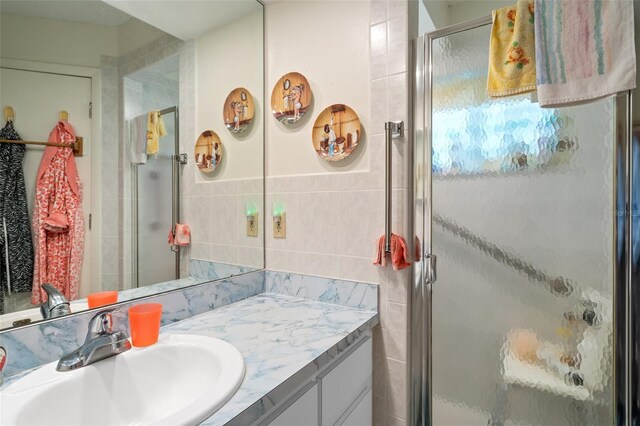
134;109;179;287
429;24;616;425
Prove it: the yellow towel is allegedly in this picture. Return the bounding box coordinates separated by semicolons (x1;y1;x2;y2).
487;1;536;97
146;110;166;155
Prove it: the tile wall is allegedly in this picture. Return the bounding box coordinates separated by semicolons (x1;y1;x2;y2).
176;31;264;278
264;1;413;423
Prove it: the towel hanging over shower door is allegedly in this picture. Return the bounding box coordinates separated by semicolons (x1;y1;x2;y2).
0;120;34;314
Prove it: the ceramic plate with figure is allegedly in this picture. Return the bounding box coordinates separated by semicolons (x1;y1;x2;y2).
271;72;312;124
224;88;255;134
194;130;223;173
312;104;361;162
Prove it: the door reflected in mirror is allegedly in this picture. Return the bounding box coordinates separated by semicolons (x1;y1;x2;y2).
0;0;264;330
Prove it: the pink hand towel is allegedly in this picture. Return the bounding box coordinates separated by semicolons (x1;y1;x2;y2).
374;233;412;271
168;224;190;246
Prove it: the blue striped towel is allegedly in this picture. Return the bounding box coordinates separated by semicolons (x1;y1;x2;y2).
534;0;636;107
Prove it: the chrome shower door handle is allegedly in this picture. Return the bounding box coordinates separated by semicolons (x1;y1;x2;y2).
425;253;437;285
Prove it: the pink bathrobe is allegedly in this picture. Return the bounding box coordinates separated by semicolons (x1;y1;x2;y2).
31;121;84;304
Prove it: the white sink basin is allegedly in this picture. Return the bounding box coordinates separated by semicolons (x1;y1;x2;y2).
1;334;245;425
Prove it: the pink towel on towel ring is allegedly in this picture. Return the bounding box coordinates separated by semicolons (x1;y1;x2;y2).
373;233;412;271
168;223;191;246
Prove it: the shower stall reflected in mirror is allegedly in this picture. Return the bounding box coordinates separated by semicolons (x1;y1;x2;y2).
412;16;635;426
124;56;181;289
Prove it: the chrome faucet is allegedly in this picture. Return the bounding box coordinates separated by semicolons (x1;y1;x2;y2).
40;284;71;319
56;309;131;372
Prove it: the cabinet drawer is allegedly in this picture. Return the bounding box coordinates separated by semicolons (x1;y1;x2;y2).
269;383;318;426
340;389;372;426
321;338;372;426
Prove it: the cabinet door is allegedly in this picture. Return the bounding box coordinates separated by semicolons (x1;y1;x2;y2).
269;384;318;426
341;390;372;426
321;339;372;425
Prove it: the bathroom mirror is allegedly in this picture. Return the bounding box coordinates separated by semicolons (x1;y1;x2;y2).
0;0;264;330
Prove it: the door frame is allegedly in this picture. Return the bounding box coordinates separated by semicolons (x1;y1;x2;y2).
410;17;635;425
0;58;102;296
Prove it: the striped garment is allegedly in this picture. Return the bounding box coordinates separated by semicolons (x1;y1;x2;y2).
534;0;636;107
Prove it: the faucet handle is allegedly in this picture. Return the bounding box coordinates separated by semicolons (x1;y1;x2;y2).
0;346;6;386
86;309;116;341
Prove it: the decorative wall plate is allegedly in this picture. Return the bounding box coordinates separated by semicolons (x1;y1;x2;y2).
312;104;361;162
271;72;312;124
223;87;255;134
194;130;223;173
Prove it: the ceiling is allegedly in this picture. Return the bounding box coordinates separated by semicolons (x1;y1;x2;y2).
0;0;131;26
102;0;261;40
0;0;262;39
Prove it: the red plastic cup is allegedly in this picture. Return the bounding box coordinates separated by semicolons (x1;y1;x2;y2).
128;303;163;347
87;291;118;309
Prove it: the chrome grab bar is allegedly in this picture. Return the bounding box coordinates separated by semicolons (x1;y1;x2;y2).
384;121;404;253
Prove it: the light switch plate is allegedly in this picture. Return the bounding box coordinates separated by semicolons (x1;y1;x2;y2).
246;213;258;237
273;213;286;238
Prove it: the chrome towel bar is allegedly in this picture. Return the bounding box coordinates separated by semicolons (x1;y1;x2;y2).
384;121;404;253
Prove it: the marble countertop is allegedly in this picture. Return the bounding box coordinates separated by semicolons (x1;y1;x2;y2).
1;288;378;425
163;292;378;425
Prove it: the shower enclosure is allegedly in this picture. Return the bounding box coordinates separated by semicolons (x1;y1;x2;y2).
124;56;182;289
131;107;182;288
412;16;636;425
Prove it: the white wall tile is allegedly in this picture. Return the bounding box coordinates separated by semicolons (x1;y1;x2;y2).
266;176;298;194
295;174;342;193
189;242;211;260
386;302;407;361
382;266;410;304
339;255;379;283
101;273;118;292
371;0;388;24
388;0;408;19
339;190;385;258
101;198;119;237
370;22;388;80
210;243;238;264
185;196;211;243
101;236;118;274
386;72;408;123
378;282;387;329
210;194;239;246
209;180;238;195
387;15;408;75
266;249;300;273
347;170;385;192
387;358;407;420
370;78;388;137
297;192;341;254
372;325;388;398
298;252;341;278
237;246;264;269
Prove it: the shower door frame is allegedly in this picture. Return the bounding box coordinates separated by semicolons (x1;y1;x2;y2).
410;16;635;426
131;106;181;288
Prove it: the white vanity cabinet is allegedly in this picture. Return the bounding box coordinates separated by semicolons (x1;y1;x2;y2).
261;337;372;426
269;384;319;426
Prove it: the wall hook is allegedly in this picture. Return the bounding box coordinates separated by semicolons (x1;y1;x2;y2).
4;106;15;123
